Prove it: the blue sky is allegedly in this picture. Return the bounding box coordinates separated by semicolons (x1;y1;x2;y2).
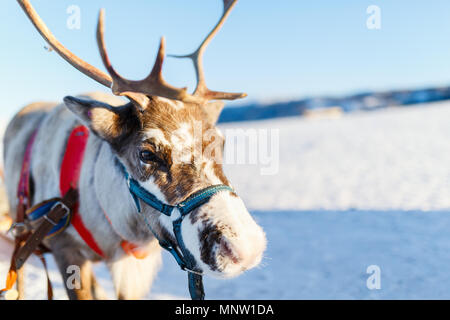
1;0;450;118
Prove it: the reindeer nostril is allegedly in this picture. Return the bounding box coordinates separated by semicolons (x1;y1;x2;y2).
219;239;240;264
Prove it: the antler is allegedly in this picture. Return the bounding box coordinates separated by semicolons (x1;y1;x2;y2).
17;0;112;88
96;9;199;104
17;0;246;106
17;0;200;105
169;0;247;102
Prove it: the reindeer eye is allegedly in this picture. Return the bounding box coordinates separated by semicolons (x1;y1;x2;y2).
139;150;160;164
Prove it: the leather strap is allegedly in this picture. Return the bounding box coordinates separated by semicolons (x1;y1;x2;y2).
0;129;39;298
15;188;78;270
1;189;78;299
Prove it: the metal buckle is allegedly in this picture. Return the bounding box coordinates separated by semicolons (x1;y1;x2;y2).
7;222;27;237
46;201;71;225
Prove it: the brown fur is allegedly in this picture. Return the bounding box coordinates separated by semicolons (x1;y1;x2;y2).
110;97;231;205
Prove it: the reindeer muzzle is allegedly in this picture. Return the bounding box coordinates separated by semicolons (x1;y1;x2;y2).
120;162;234;300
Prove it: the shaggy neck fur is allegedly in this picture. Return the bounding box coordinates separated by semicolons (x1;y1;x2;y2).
92;141;158;247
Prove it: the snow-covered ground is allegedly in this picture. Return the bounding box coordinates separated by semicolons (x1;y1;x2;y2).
3;101;450;299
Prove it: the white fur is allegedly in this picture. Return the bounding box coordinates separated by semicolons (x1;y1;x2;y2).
170;123;196;164
182;191;267;278
107;240;162;299
93;143;152;244
202;160;223;185
140;176;169;203
155;208;181;245
139;176;178;239
171;123;194;147
144;128;170;146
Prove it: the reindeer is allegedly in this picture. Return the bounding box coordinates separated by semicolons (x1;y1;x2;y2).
3;0;266;299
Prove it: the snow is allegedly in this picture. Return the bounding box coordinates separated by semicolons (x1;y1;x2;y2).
3;101;450;299
222;102;450;211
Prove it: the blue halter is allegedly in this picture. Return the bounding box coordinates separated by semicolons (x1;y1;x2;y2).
120;162;234;300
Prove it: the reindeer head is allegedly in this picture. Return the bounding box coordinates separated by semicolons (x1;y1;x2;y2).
19;0;266;278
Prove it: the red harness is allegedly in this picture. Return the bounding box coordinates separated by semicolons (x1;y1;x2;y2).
60;125;105;257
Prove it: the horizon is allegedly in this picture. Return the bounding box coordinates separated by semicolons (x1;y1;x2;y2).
2;1;450;119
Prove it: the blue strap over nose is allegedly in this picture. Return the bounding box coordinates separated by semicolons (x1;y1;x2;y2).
119;162;234;300
125;172;233;217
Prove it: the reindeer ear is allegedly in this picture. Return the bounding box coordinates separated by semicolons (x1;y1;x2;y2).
64;96;135;142
202;101;225;125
